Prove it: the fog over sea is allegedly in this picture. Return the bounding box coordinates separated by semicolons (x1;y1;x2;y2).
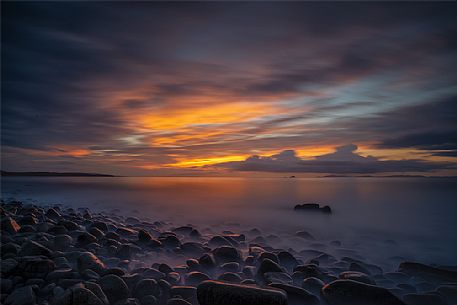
2;176;457;270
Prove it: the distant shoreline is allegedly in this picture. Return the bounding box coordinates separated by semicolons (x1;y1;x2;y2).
0;170;115;177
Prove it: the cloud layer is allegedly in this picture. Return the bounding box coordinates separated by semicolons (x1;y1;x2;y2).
214;145;455;174
1;2;457;175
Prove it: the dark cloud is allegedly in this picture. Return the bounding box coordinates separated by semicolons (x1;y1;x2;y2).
214;144;454;174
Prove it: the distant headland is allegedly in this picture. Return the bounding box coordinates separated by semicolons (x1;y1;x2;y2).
0;170;115;177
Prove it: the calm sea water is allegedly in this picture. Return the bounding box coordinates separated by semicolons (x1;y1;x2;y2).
2;176;457;269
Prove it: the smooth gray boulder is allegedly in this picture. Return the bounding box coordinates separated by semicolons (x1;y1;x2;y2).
99;274;129;304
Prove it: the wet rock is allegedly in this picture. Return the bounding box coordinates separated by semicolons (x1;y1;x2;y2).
264;272;293;285
172;226;194;235
99;274;130;304
181;242;206;256
5;285;36;305
1;217;21;234
91;222;109;232
199;254;216;270
218;272;242;283
295;231;315;240
19;240;52;257
437;284;457;304
186;271;211;286
167;298;191;305
258;258;283;277
77;232;98;246
138;229;153;242
77;252;106;274
221;262;240;273
212;246;241;264
403;293;447;305
46;208;62;220
269;283;319;305
160;235;181;248
278;251;299;270
114;298;141;305
1;258;18;274
54;287;105;305
54;235;73;250
339;271;375;285
209;236;232;247
133;279;158;300
18;256;56;277
197;280;287;305
169;286;197;304
294;203;331;214
84;282;109;305
140;295;158;305
301;277;324;295
322;279;406;305
399;262;457;283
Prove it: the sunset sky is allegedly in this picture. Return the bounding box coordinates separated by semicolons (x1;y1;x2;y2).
2;2;457;176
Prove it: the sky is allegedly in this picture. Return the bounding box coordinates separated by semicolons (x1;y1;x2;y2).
2;2;457;176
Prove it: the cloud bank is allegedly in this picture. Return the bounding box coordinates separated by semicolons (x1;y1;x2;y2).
214;144;454;174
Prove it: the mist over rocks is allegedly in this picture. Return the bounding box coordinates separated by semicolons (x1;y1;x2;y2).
1;199;456;305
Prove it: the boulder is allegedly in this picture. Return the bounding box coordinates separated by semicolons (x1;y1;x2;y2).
294;203;332;214
197;280;287;305
5;285;36;305
99;274;130;304
269;283;319;305
77;252;106;274
19;240;53;257
322;279;406;305
133;279;158;299
212;246;241;264
1;217;21;234
399;262;457;283
53;287;105;305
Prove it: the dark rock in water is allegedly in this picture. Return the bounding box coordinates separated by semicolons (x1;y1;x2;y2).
53;287;105;305
398;262;457;283
77;252;106;274
259;252;279;264
294;203;332;214
114;298;141;305
199;254;216;270
77;232;98;246
84;281;110;305
181;242;206;256
138;229;153;242
278;251;299;270
1;258;18;275
322;279;406;305
172;226;194;235
19;240;52;257
209;236;233;247
403;293;447;305
99;274;130;304
218;272;243;283
339;271;375;285
54;234;73;250
5;285;36;305
18;256;56;277
160;235;181;248
133;279;158;300
186;271;211;286
212;246;241;264
140;295;158;305
295;231;315;240
1;217;21;234
46;208;62;220
170;286;197;303
197;280;287;305
269;283;319;305
167;298;191;305
263;272;293;285
91;221;109;232
258;258;283;277
437;284;457;304
158;263;174;274
221;262;240;273
302;277;324;295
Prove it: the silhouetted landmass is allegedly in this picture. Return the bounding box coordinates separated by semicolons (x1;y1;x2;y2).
0;170;114;177
321;174;457;178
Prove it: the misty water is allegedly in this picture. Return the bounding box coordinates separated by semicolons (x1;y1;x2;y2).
2;176;457;271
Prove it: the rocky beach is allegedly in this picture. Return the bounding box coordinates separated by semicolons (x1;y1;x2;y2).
1;199;456;305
